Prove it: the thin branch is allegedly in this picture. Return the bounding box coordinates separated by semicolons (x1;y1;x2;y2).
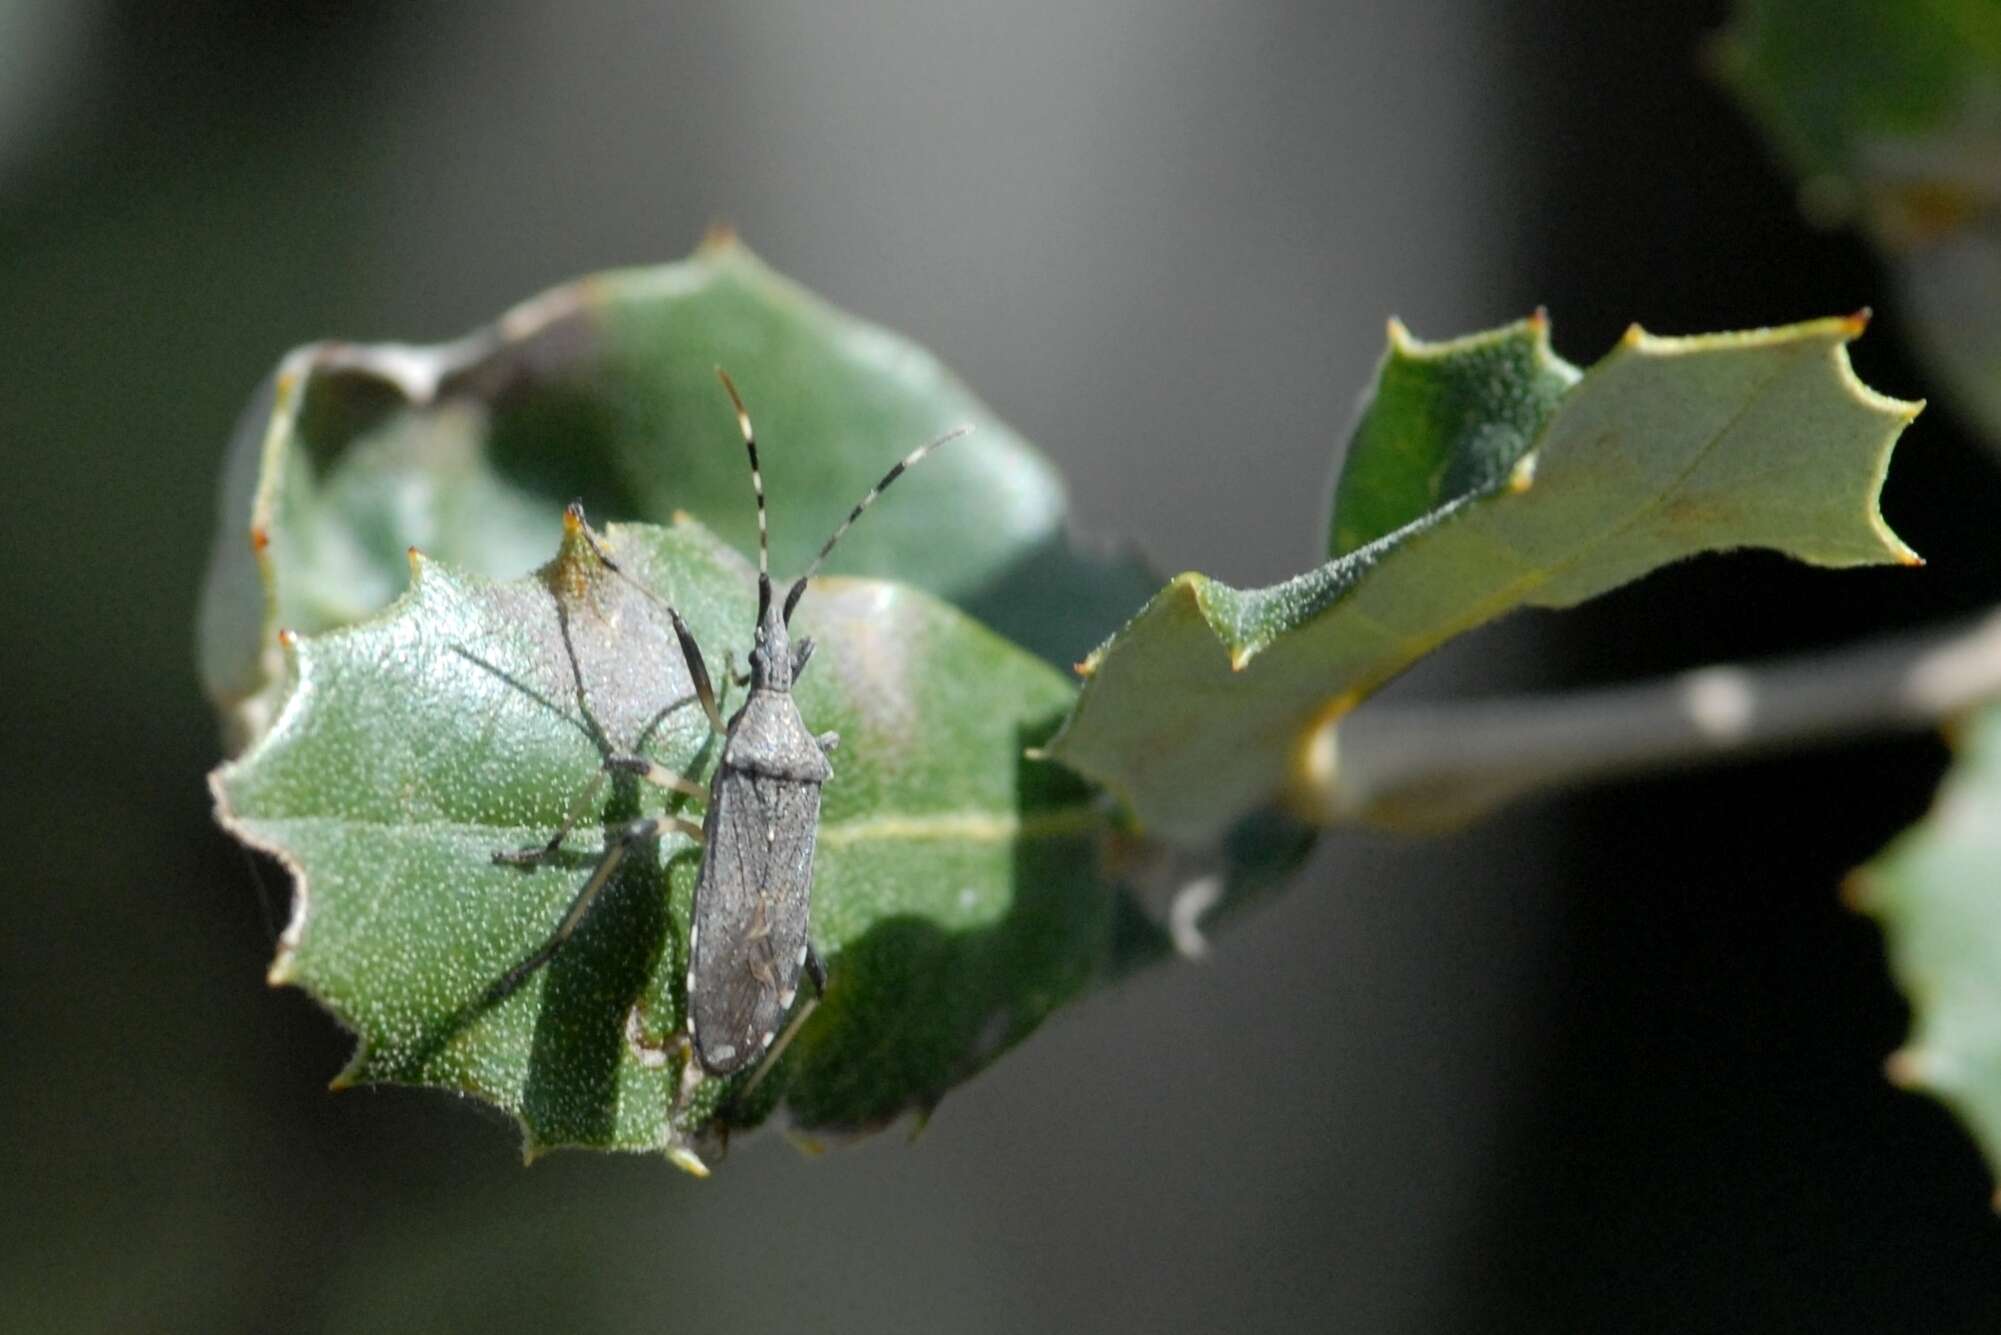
1310;609;2001;831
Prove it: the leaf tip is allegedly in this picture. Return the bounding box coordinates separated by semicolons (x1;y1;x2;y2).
1386;316;1413;351
1619;322;1647;349
1506;453;1537;494
1526;305;1550;332
905;1101;941;1143
1884;1045;1938;1090
784;1128;829;1158
1838;869;1877;912
698;220;741;256
265;949;298;987
1841;307;1873;337
667;1145;712;1178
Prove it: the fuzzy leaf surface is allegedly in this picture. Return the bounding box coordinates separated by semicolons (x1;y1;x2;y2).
1329;317;1581;556
211;516;1154;1161
1045;317;1919;841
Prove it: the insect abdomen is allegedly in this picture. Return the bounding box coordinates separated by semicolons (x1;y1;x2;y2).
687;767;820;1074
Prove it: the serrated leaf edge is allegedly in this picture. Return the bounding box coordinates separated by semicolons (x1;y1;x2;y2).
1047;315;1922;831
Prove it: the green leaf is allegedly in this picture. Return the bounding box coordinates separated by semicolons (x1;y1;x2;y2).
1717;0;2001;192
1044;316;1920;842
211;513;1161;1165
1329;315;1581;556
197;237;1145;752
1719;1;2001;447
1852;705;2001;1190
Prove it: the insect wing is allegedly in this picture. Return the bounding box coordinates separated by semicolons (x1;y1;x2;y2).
689;767;819;1073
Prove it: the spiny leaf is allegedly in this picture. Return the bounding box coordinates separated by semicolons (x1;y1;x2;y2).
197;237;1149;752
1329;315;1581;556
1044;316;1919;843
212;513;1156;1165
1852;705;2001;1192
1728;1;2001;1188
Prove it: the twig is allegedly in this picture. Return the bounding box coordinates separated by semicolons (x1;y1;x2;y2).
1310;609;2001;831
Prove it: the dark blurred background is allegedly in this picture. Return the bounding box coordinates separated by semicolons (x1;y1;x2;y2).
4;3;1998;1331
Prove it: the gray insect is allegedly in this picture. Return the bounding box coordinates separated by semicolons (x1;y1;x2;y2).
497;369;968;1081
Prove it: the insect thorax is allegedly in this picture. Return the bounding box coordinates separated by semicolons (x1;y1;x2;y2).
723;689;833;783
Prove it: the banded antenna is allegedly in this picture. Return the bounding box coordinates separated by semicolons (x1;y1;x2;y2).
713;367;972;626
780;422;973;623
714;369;773;621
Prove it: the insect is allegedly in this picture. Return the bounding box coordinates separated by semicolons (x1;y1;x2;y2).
497;369;969;1088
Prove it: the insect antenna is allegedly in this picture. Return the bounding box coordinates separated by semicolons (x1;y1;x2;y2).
780;422;974;623
714;369;773;622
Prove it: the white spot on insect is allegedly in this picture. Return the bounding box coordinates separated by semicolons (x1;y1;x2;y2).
688;923;699;953
760;1029;776;1050
779;987;796;1010
796;942;809;969
766;824;776;845
710;1042;736;1064
685;968;696;996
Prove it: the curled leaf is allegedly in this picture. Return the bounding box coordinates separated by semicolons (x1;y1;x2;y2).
197;238;1143;752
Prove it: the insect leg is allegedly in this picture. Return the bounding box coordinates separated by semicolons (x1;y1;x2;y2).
666;610;727;736
607;755;706;802
565;501;728;736
494;813;704;994
638;1010;718;1178
732;945;831;1104
493;764;614;867
493;757;702;866
738;995;818;1100
624;1002;705;1082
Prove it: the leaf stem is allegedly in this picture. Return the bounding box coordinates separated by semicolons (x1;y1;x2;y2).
1310;611;2001;830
